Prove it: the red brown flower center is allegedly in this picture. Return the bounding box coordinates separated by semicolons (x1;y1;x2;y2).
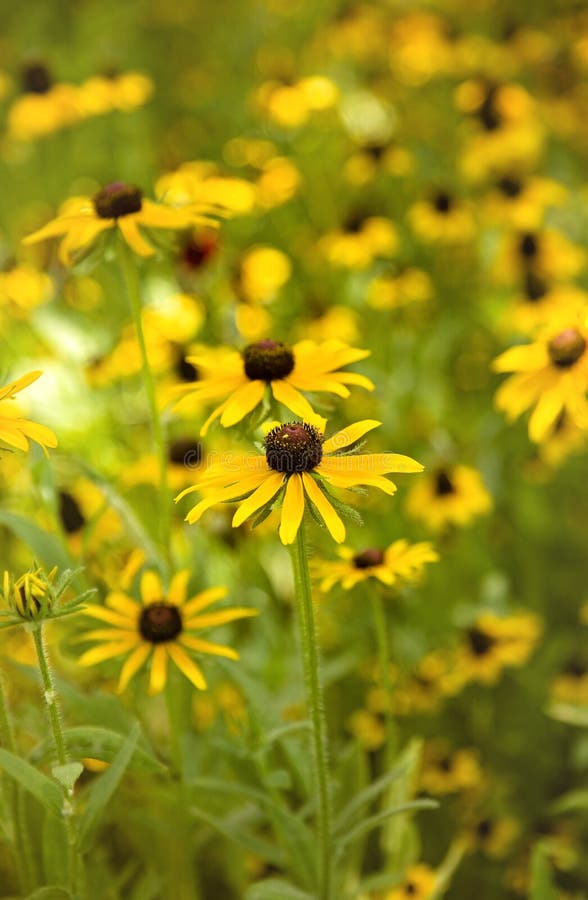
139;602;183;643
265;422;323;474
93;182;143;219
548;328;586;369
243;340;295;382
353;548;385;569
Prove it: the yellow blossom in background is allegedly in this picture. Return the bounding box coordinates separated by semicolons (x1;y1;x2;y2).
347;708;386;751
455;611;542;685
78;569;258;694
367;268;433;310
0;371;57;456
0;263;53;316
492;228;586;286
409;191;475;244
313;540;438;592
156;159;256;216
405;465;492;531
385;863;437;900
419;740;483;795
239;247;291;303
319;216;398;269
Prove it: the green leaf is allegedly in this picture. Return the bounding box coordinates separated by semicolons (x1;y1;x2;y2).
546;703;588;728
52;762;84;793
0;748;63;817
550;788;588;814
530;845;558;900
27;889;73;900
335;760;411;833
0;512;71;572
42;810;70;891
245;879;313;900
31;726;166;774
190;804;285;867
335;799;437;853
78;722;140;854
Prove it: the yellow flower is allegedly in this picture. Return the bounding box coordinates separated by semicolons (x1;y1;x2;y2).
493;316;588;442
467;815;519;859
78;570;257;694
7;64;82;141
405;465;492;531
319;216;398;269
499;279;588;336
550;659;588;705
313;540;438;592
156;160;256;215
491;229;586;286
386;863;437;900
239;247;292;303
455;611;542;685
409;191;475;244
367;268;433;310
0;263;53;316
0;371;57;456
482;173;567;231
176;419;423;545
172;339;374;435
347;708;386;751
22;182;213;265
419;740;483;795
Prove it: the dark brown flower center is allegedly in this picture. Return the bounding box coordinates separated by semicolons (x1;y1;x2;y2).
434;469;455;496
139;602;183;643
524;272;548;302
59;491;85;534
466;627;495;657
243;340;295;382
564;659;587;678
353;548;385;569
519;232;538;259
181;233;218;269
22;62;52;94
498;176;523;198
93;182;143;219
405;882;417;896
265;422;323;474
438;755;453;773
478;87;501;131
477;818;493;838
175;354;199;382
433;191;453;214
548;328;586;369
168;438;202;467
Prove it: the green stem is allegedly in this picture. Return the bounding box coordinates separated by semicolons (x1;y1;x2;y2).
32;625;85;899
0;672;36;893
372;592;397;763
290;519;333;900
118;241;171;566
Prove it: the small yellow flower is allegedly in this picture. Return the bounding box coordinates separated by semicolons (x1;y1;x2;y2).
172;339;374;435
0;263;53;316
455;611;542;685
0;371;57;456
409;191;475;244
176;419;423;545
239;247;292;303
367;268;433;311
347;708;386;751
313;540;438;592
319;216;398;269
492;229;586;286
78;570;258;694
386;863;437;900
23;182;214;265
493;315;588;442
419;740;483;795
405;465;492;531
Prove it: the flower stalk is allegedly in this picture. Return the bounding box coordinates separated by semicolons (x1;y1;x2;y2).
289;518;333;900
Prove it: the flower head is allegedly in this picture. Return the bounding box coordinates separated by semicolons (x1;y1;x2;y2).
172;339;374;435
313;539;438;592
176;419;423;545
0;567;87;628
405;464;492;531
22;182;218;265
78;570;257;694
0;371;57;456
386;863;437;900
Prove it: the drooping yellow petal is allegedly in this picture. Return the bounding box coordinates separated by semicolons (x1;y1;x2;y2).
185;607;258;629
117;644;152;692
232;471;285;527
58;219;111;265
84;604;138;628
0;428;29;451
22;214;95;245
220;379;266;427
184;472;269;523
106;591;142;619
148;645;169;694
118;217;156;256
528;386;566;443
302;473;345;543
181;635;239;660
182;586;228;617
0;371;42;401
271;379;317;419
137;200;191;229
319;469;398;495
278;474;305;544
78;640;137;667
492;343;548;373
322;420;382;453
167;643;207;690
141;571;164;604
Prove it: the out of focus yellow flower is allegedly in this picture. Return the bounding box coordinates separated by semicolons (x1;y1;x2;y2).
385;863;437;900
0;371;57;456
256;75;338;128
301;306;360;345
500;280;588;336
347;708;386;751
8;63;82;141
77;71;153;116
492;229;586;286
0;263;52;316
239;247;291;303
344;142;415;186
466;815;520;859
455;611;542;685
313;540;438;592
389;12;456;85
409;191;475;244
367;268;433;310
419;741;483;795
482;173;567;230
255;156;301;208
320;216;398;269
550;659;588;705
405;465;492;531
156;160;256;216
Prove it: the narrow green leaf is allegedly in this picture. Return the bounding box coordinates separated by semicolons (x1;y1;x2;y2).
550;788;588;814
0;748;63;817
546;703;588;728
78;722;140;853
0;512;71;571
530;845;558;900
245;879;313;900
336;799;437;852
42;810;70;891
27;889;72;900
31;726;166;774
190;805;285;867
335;761;411;832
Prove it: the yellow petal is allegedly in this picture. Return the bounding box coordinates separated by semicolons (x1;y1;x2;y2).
148;645;168;694
78;640;137;667
278;474;305;544
141;571;164;604
320;453;423;474
138;200;191;229
84;604;137;628
181;634;239;660
302;474;345;543
185;607;258;629
117;644;151;692
271;379;316;419
232;471;285;528
166;643;207;690
322;420;381;453
182;586;228;617
22;214;94;245
118;217;155;256
106;591;142;619
167;570;190;606
220;379;266;427
0;371;42;401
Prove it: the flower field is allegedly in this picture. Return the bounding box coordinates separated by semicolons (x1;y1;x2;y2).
1;1;588;897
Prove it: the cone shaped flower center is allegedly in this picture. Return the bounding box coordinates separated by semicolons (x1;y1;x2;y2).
353;548;385;569
139;602;183;643
243;340;295;382
548;328;586;368
435;469;455;496
93;182;143;219
265;422;323;474
467;627;495;656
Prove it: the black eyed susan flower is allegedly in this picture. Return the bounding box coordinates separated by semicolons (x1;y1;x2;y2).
22;182;216;265
0;371;57;456
313;539;438;592
386;863;437;900
172;340;374;435
408;190;475;244
78;570;257;694
456;611;542;685
405;464;492;531
419;741;483;795
493;315;588;442
176;419;423;545
466;815;519;859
